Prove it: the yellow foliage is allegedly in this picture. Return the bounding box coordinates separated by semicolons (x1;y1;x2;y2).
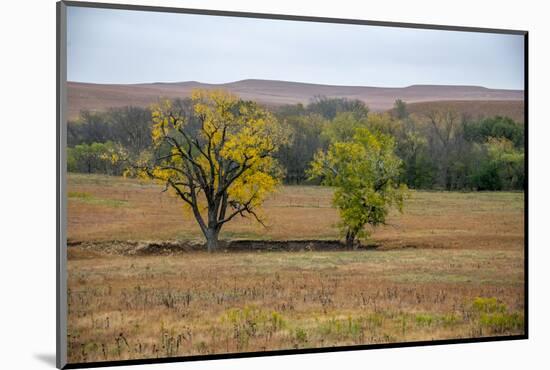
141;89;289;230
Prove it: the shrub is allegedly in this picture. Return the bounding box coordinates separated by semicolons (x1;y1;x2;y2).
480;312;524;334
415;314;434;326
294;327;308;344
220;306;286;347
317;316;366;341
470;297;524;334
471;297;507;314
441;314;459;326
270;311;286;331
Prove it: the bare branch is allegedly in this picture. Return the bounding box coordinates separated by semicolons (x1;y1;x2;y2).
217;190;264;227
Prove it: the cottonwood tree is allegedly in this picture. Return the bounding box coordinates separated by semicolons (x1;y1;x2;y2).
309;127;407;247
476;137;524;190
68;141;121;174
129;89;288;251
322;112;369;143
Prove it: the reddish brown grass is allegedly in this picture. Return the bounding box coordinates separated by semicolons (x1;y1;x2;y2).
67;174;524;251
66;174;525;364
404;100;525;123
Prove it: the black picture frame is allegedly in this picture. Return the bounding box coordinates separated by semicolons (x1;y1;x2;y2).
57;1;528;368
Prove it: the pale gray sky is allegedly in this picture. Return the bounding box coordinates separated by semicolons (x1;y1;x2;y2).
67;6;525;89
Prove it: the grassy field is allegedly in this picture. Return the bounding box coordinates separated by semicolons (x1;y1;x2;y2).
66;174;525;363
67;174;524;250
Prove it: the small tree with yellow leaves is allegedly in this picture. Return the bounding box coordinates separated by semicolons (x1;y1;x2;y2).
308;127;408;248
130;90;288;251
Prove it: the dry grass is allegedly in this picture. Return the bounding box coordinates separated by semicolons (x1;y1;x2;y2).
405;100;525;124
66;174;525;364
67;80;523;120
67;250;524;363
67;174;524;250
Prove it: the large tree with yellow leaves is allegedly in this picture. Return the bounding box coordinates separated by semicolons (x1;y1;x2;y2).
133;90;288;251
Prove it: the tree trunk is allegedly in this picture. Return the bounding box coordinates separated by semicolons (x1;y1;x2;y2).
345;229;357;249
204;227;220;252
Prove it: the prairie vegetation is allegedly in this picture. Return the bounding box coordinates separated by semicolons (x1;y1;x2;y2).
66;89;525;364
67;174;523;249
67;174;524;363
68;250;524;362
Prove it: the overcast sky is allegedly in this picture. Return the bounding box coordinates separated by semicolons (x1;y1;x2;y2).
67;6;525;89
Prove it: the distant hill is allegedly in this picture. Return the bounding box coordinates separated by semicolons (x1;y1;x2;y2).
67;79;524;120
400;100;525;124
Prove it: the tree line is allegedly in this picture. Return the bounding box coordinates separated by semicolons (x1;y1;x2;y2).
67;96;524;191
67;90;524;249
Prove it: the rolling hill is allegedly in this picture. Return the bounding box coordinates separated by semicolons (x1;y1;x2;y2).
67;79;524;120
403;100;525;123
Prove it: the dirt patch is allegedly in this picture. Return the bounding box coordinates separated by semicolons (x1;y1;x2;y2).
68;240;202;257
226;240;347;252
67;247;104;260
67;239;387;257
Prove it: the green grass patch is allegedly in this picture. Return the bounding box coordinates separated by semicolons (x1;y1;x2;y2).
68;191;129;208
414;313;460;327
389;272;473;284
68;191;93;199
219;306;287;348
293;327;308;344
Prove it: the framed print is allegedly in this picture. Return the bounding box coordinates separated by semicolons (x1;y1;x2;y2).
57;1;527;368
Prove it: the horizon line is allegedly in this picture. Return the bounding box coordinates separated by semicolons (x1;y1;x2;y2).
66;78;525;92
